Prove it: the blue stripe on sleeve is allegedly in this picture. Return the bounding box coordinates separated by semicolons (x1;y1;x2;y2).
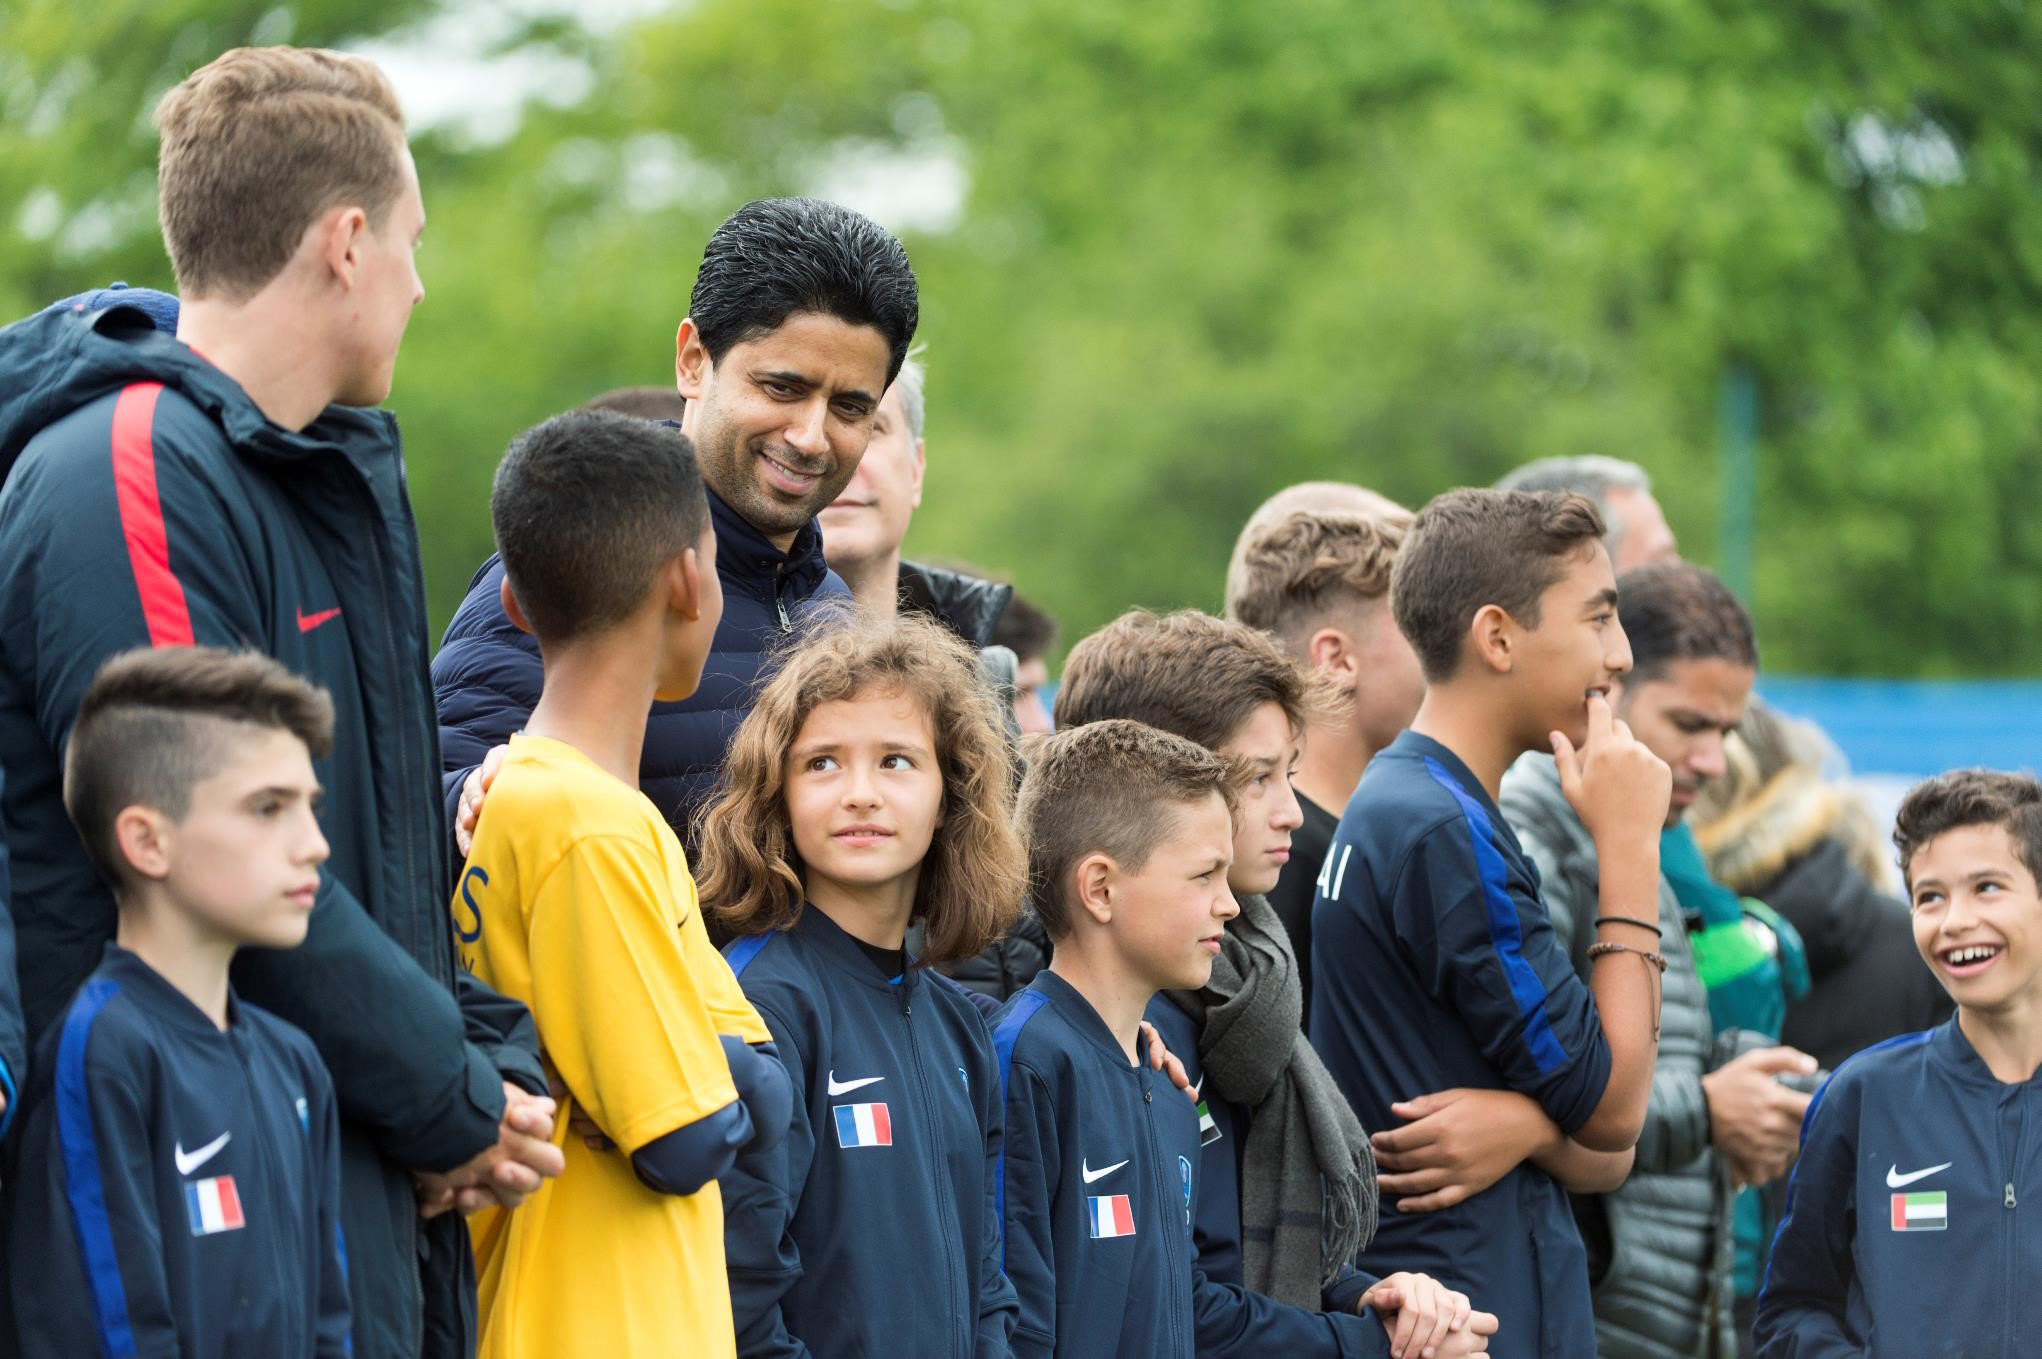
724;932;774;978
1423;758;1569;1074
55;977;137;1359
990;989;1050;1268
0;1051;17;1141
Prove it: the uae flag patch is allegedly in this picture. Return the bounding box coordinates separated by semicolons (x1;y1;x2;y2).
184;1175;245;1236
1088;1193;1136;1239
833;1102;892;1148
1195;1098;1220;1147
1891;1191;1947;1231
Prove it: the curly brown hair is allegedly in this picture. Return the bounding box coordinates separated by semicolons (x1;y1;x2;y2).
694;613;1024;965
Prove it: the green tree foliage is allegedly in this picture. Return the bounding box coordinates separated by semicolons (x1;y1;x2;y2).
5;0;2039;674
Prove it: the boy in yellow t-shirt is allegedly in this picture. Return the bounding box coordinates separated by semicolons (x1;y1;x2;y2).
452;409;787;1359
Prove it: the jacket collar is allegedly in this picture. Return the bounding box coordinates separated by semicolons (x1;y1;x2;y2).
1383;729;1507;822
1929;1013;2042;1093
1030;969;1152;1071
96;943;242;1038
708;486;829;601
897;560;1014;648
793;902;922;996
0;303;399;492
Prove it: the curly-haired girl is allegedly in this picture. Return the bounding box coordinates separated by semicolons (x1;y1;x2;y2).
695;611;1025;1357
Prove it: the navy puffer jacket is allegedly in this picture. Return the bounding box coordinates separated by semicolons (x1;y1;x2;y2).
433;488;851;842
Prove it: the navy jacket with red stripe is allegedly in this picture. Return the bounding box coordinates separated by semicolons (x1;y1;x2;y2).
0;302;541;1359
3;947;350;1358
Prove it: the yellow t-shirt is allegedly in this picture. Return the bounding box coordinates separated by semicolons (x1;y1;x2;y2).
452;734;771;1359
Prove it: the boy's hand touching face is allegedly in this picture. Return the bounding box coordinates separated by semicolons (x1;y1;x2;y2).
1551;693;1671;845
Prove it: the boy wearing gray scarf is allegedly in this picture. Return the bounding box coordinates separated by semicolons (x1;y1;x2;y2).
1057;609;1499;1359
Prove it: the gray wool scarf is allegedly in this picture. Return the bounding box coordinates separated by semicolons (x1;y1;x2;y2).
1167;892;1377;1310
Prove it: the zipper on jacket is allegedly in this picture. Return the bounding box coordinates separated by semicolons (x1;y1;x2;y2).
1135;1067;1186;1358
1999;1091;2024;1356
899;981;969;1355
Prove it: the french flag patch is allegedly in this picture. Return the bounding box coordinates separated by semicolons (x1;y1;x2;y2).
1088;1193;1136;1239
833;1102;892;1148
184;1175;246;1236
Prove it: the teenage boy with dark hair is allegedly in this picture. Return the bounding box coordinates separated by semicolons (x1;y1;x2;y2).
1756;769;2042;1358
1487;562;1817;1359
438;196;919;856
1054;610;1495;1359
1224;503;1424;1008
1311;487;1672;1357
456;410;788;1359
4;647;349;1356
0;47;557;1359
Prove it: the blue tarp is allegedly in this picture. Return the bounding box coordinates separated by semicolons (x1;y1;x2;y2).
1760;678;2042;780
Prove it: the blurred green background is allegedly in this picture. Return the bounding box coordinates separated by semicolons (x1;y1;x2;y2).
5;0;2040;676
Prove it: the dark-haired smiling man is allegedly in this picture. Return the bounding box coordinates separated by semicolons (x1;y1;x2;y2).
435;196;918;850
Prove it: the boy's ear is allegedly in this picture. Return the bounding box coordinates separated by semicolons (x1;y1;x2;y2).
1467;603;1517;675
316;204;370;292
1072;851;1116;926
667;546;704;622
1307;625;1361;692
674;319;712;402
113;805;175;883
499;575;534;636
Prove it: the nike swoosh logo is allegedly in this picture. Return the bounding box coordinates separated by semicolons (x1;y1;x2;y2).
1887;1161;1953;1189
826;1071;885;1097
1081;1158;1128;1184
174;1131;231;1177
296;606;343;633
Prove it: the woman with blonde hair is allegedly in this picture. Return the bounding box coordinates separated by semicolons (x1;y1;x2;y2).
697;611;1026;1357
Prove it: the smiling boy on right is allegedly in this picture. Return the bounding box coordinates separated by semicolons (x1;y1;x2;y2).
1756;768;2042;1358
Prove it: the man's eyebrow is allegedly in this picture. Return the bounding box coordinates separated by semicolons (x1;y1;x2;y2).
755;370;878;406
1587;588;1619;611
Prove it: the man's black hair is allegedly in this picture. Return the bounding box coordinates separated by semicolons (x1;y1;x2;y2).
1617;561;1758;684
688;197;919;385
492;409;710;646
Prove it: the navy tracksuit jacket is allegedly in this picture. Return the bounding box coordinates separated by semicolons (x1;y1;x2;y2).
3;948;349;1357
1142;997;1384;1357
721;908;1018;1358
996;972;1368;1359
1310;732;1613;1358
1757;1018;2042;1358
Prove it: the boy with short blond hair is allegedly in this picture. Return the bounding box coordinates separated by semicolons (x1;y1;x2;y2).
1055;609;1494;1359
4;646;350;1356
995;718;1242;1359
1223;504;1424;997
1756;769;2042;1358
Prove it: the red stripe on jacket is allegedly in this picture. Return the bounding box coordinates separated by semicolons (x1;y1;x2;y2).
109;383;195;648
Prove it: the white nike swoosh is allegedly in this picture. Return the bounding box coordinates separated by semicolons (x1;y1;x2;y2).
174;1131;231;1177
826;1071;885;1097
1081;1158;1129;1184
1887;1161;1954;1189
